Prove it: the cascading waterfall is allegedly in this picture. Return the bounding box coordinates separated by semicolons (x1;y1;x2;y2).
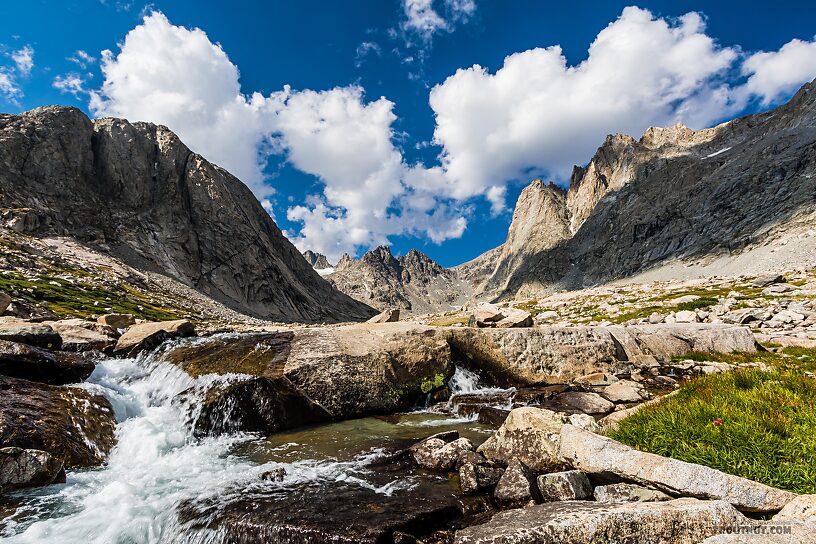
0;339;415;544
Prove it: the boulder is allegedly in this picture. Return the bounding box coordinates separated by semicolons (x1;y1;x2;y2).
446;326;624;385
478;407;510;426
558;425;796;512
366;309;400;324
551;392;615;414
166;325;455;422
0;291;11;314
96;313;136;331
187;376;332;438
776;495;816;525
0;447;65;492
494;459;539;504
0;340;95;384
494;308;533;328
282;324;454;419
410;437;474;471
672;295;701;305
607;324;758;364
113;319;196;356
597;380;645;403
453;498;748;544
469;303;505;327
47;320;115;352
764;284;795;295
537;470;592;502
567;413;600;433
0;375;116;467
0;317;62;349
675;310;700;323
459;463;504;493
594;483;672;503
573;372;618;387
477;407;567;472
751;274;785;287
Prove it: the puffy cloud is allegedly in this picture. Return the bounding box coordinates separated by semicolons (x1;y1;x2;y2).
53;73;88;97
89;11;466;261
89;11;280;194
740;37;816;105
427;7;739;202
11;45;34;76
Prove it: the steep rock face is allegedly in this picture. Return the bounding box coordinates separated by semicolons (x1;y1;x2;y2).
302;250;333;270
328;246;470;313
478;180;571;299
0;106;373;323
471;79;816;300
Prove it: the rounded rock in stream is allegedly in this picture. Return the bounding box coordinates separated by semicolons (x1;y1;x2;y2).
0;375;116;467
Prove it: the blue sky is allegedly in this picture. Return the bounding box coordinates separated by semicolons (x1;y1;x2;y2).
2;1;816;267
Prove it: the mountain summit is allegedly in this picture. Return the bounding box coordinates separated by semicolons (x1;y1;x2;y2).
0;106;374;322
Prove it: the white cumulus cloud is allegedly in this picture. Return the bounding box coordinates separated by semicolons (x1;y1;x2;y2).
740;37;816;106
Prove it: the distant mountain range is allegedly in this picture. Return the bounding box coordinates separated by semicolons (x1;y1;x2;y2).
312;78;816;312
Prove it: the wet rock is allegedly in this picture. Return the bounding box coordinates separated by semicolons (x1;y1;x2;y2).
0;447;65;492
367;308;400;323
449;390;515;418
551;392;615;414
558;425;796;512
179;469;463;544
0;340;95;384
410;437;474;471
537;470;592;502
453;498;748;544
494;459;539;504
597;380;645;403
478;407;567;472
190;376;332;438
114;319;196;357
260;467;286;482
0;318;62;350
594;483;672;503
459;463;504;493
0;375;116;467
96;313;136;331
477;407;510;427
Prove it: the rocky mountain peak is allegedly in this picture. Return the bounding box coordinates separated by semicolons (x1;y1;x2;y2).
0;106;374;322
303;250;333;270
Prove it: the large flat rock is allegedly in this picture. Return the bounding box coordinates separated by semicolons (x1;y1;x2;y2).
558;425;796;512
445;323;757;385
454;498;747;544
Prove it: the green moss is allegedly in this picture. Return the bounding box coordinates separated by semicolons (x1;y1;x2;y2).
610;350;816;493
0;270;185;321
421;373;446;394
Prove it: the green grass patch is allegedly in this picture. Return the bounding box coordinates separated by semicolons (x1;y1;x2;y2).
513;300;544;318
609;351;816;493
676;297;718;311
428;314;470;327
0;270;184;321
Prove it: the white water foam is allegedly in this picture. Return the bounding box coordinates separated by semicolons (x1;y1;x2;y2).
0;341;410;544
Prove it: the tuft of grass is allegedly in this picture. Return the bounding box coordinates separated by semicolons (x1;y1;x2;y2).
676;297;718;312
513;300;544;318
609;353;816;493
